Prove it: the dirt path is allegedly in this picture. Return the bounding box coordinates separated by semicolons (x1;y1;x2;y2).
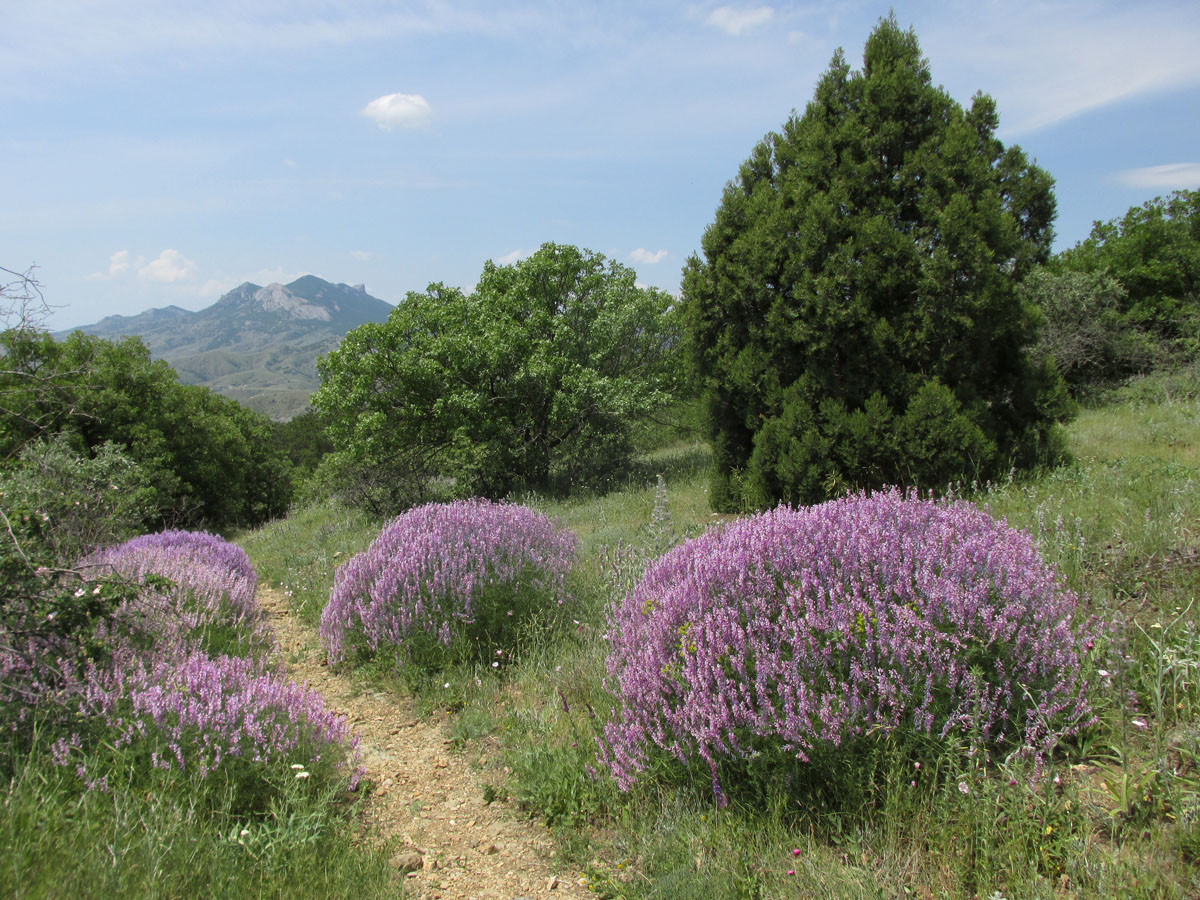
257;586;590;900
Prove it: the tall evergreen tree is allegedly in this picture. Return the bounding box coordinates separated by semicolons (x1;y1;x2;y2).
683;17;1070;510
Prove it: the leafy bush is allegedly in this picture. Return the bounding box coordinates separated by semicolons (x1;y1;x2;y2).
0;442;156;736
314;244;682;507
0;329;292;529
320;499;577;669
1023;267;1158;393
599;489;1095;803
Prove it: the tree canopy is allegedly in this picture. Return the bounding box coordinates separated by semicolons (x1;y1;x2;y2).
682;17;1070;510
1057;188;1200;359
313;243;681;510
0;328;291;529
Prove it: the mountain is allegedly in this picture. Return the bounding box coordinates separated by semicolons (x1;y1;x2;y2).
62;276;394;420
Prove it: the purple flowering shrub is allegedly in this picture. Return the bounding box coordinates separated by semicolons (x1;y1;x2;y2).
81;530;274;660
599;489;1094;801
30;530;363;808
321;499;577;669
53;649;360;804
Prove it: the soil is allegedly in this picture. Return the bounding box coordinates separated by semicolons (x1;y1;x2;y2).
258;586;591;900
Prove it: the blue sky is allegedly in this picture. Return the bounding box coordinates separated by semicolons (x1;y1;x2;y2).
3;0;1198;330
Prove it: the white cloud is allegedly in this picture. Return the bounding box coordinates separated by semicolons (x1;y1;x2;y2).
494;248;532;265
87;249;135;281
350;250;373;261
362;92;432;130
138;249;197;284
1112;162;1200;190
706;5;774;37
630;248;668;264
283;157;299;169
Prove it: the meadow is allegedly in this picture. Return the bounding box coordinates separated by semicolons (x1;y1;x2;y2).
6;374;1200;898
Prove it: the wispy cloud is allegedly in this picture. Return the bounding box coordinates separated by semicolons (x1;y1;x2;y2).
922;4;1200;135
706;5;774;36
630;248;668;264
1112;162;1200;190
350;250;373;261
139;249;197;284
362;92;432;130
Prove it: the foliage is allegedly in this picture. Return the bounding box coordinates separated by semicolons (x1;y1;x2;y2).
1;437;159;565
599;489;1095;803
314;243;682;509
320;499;577;670
1023;266;1157;394
682;17;1069;510
0;441;154;738
271;409;334;479
1059;188;1200;357
0;328;291;529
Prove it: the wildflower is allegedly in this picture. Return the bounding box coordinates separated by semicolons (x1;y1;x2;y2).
492;661;499;668
787;870;795;876
295;770;311;779
291;764;306;770
1131;718;1148;730
443;682;451;689
792;848;801;856
958;782;970;795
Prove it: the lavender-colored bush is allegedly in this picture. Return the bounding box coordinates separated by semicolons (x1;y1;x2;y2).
57;650;359;786
321;499;577;666
599;489;1094;801
81;530;272;659
43;531;362;799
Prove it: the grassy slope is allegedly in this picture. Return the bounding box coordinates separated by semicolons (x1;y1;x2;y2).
14;383;1199;898
252;388;1199;899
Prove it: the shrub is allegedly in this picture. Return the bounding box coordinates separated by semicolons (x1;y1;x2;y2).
54;649;360;802
81;530;272;660
320;499;577;668
599;489;1094;803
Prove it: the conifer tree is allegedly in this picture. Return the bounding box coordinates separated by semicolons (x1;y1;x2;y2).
683;16;1070;510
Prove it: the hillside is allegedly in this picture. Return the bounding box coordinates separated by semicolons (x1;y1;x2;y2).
62;276;394;419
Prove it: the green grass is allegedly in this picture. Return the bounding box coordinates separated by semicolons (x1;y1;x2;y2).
16;388;1200;898
0;730;397;900
232;418;1200;895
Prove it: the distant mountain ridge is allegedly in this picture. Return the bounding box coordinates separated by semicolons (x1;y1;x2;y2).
62;276;394;420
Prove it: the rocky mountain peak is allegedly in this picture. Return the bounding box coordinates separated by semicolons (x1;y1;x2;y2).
253;283;332;321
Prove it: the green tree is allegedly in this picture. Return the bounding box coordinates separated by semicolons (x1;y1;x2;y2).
1022;267;1156;394
0;329;291;529
314;243;681;510
682;17;1070;510
1058;189;1200;358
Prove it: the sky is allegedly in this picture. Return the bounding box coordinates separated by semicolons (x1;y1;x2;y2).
3;0;1199;331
